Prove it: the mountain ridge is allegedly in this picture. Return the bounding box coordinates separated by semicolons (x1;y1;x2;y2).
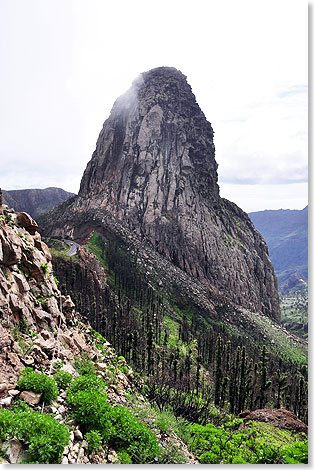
2;187;75;220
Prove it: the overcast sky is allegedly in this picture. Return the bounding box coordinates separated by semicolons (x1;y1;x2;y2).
0;0;308;212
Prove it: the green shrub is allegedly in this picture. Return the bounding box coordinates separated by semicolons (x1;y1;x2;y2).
108;405;161;463
52;360;64;371
13;399;31;413
53;370;72;390
66;374;106;395
72;353;97;375
17;369;58;403
85;430;103;453
0;409;69;463
66;390;112;440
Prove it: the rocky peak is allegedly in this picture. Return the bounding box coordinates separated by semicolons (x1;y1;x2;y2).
79;66;219;215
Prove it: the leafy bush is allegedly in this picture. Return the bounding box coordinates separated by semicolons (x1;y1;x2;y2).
17;368;58;403
66;374;106;395
52;360;64;371
66;390;112;440
108;405;161;463
72;353;97;375
85;430;103;453
53;370;72;390
0;409;69;463
13;399;32;413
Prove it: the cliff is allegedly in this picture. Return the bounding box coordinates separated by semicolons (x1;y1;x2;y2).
40;67;279;321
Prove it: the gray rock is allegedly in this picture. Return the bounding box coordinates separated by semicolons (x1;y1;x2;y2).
0;396;12;407
20;390;42;405
1;439;29;464
0;383;8;393
74;429;83;440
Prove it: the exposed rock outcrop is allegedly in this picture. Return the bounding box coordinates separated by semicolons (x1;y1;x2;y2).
40;67;279;320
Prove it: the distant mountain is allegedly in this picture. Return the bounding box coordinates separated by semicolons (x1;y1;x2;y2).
2;187;75;220
249;207;308;291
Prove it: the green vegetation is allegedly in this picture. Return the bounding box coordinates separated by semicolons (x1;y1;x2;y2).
85;231;109;271
17;368;58;403
40;263;49;275
0;408;69;463
66;375;161;464
50;230;307;423
85;430;103;453
66;373;106;395
53;370;73;390
72;352;97;376
188;420;307;464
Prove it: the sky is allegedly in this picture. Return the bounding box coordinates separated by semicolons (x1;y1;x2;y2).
0;0;308;213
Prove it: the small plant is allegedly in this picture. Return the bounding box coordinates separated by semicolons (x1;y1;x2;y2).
13;399;32;413
17;368;58;403
72;352;97;376
53;275;59;287
53;370;72;391
66;388;161;464
40;263;49;275
85;430;103;453
52;360;64;371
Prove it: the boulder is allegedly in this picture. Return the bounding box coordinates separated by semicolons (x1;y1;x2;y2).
15;212;38;235
1;439;30;464
20;390;42;405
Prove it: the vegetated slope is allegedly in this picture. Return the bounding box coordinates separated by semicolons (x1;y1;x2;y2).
2;187;75;220
45;226;308;424
249;207;308;339
249;207;308;290
40;66;279;321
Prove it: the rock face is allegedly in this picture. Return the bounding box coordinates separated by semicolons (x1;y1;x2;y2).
40;67;279;321
2;187;75;220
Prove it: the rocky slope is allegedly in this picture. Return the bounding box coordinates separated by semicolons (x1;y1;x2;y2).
2;187;75;220
40;67;279;321
0;205;198;464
